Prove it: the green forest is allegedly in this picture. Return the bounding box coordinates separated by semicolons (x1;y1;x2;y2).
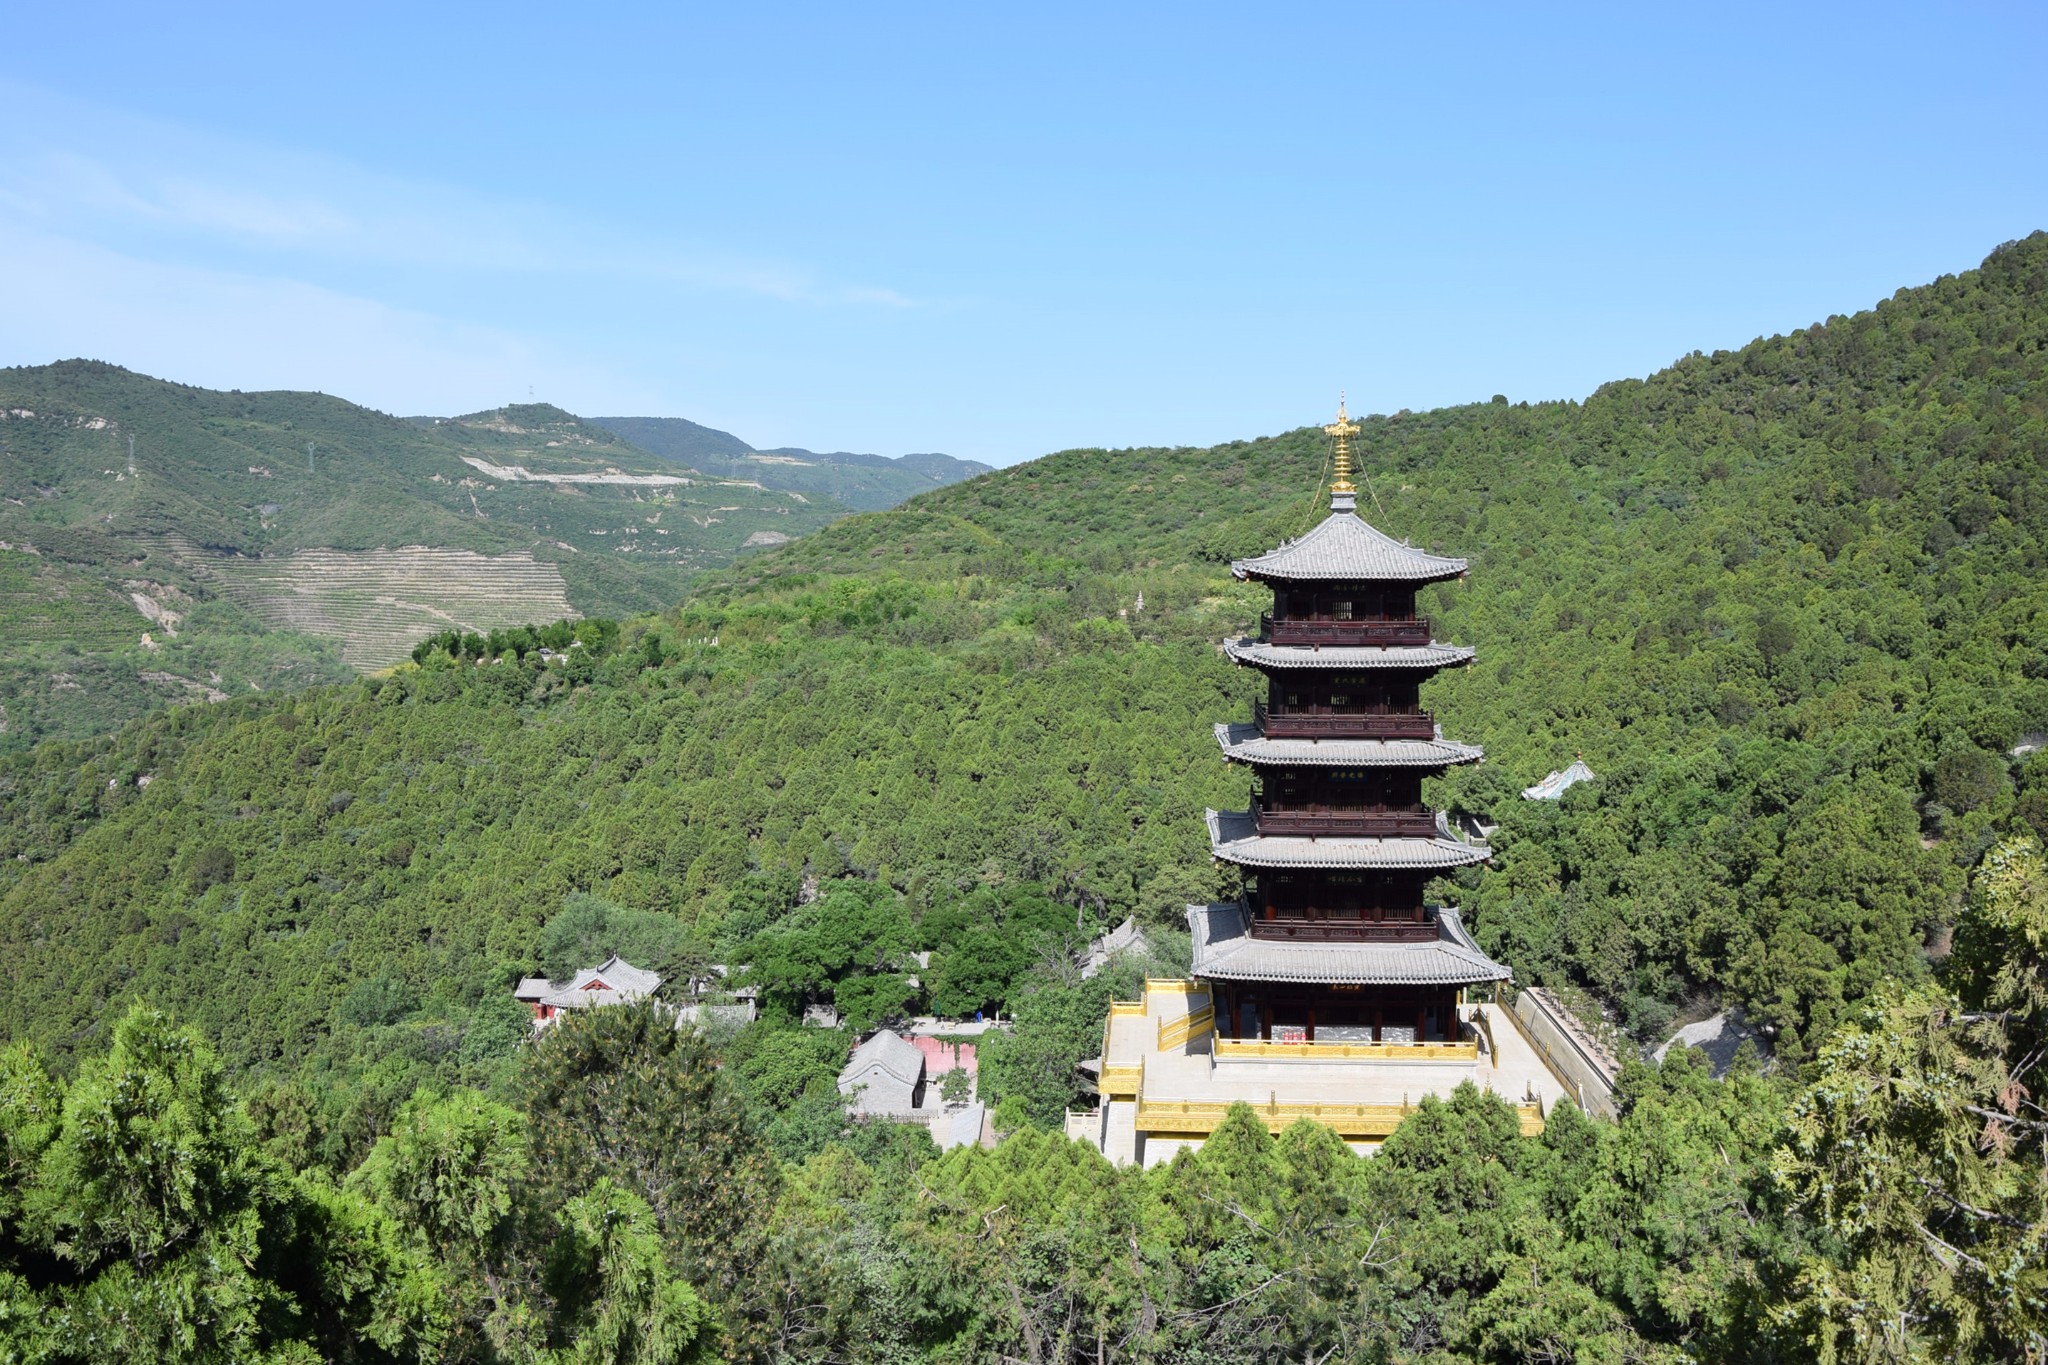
0;235;2044;1359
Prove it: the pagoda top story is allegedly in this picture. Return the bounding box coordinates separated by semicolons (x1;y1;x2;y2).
1231;397;1467;584
1231;514;1467;585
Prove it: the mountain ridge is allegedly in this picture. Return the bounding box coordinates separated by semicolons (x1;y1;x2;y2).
0;367;858;748
589;414;994;511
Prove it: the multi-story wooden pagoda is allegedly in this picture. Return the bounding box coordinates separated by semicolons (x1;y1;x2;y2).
1190;399;1510;1045
1078;403;1555;1166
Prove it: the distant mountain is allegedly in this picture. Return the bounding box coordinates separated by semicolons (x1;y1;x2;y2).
0;366;856;749
589;416;994;512
575;414;752;462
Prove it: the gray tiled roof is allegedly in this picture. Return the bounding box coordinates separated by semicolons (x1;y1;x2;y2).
1186;901;1511;985
537;954;663;1010
1222;639;1475;671
840;1029;925;1088
1205;808;1492;870
1232;511;1468;584
1214;722;1483;768
1522;759;1596;800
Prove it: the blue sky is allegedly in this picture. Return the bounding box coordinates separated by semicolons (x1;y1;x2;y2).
2;2;2043;465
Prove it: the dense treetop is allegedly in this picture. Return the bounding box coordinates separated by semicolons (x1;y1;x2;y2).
0;835;2037;1361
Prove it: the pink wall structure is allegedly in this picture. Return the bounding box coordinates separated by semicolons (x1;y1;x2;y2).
911;1036;977;1077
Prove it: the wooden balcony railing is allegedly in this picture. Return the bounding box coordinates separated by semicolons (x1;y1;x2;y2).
1214;1038;1479;1062
1246;915;1439;942
1251;803;1441;838
1252;700;1436;740
1261;612;1433;647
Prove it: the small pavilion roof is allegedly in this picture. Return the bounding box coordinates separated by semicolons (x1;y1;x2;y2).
537;954;662;1010
1214;722;1483;768
1222;638;1475;672
1205;808;1492;870
839;1030;925;1089
1232;510;1467;585
1522;759;1596;801
1187;901;1510;985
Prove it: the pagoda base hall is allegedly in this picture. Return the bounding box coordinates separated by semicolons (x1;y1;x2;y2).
1070;403;1574;1166
1075;972;1563;1168
1210;982;1464;1047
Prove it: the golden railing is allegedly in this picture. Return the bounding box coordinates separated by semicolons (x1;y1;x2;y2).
1468;1008;1500;1065
1158;1004;1215;1050
1098;1059;1143;1099
1099;1002;1144;1099
1136;1096;1544;1140
1099;982;1213;1099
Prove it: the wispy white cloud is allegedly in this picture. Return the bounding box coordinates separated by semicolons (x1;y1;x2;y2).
0;80;919;307
838;284;917;308
0;224;664;416
9;150;360;242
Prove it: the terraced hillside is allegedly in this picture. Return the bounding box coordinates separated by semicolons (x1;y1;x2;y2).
202;546;578;670
0;366;868;746
0;552;139;651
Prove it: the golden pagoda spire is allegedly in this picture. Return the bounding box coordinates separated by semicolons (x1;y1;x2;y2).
1323;393;1359;507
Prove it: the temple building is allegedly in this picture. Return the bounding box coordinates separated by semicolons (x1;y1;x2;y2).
1073;402;1573;1165
514;953;662;1026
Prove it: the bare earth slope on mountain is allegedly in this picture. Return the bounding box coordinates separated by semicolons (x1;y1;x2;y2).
0;372;853;747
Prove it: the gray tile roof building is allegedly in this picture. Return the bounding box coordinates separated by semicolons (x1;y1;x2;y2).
1231;510;1468;584
1187;900;1511;985
1080;917;1150;979
529;955;663;1012
1214;722;1483;768
831;1031;929;1113
1222;638;1475;671
1205;807;1492;870
844;1029;924;1086
838;1029;928;1115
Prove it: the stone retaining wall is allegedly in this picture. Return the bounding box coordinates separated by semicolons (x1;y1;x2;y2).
1511;989;1622;1120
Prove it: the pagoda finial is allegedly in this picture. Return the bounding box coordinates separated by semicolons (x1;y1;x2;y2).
1323;393;1359;511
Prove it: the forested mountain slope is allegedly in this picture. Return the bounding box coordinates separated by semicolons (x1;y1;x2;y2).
1;234;2044;1106
577;412;753;461
0;369;849;748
